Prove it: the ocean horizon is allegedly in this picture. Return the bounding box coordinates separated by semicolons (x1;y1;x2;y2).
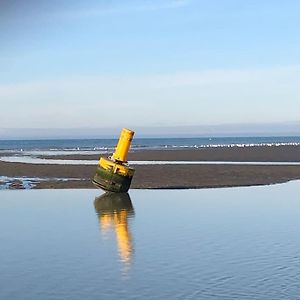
0;136;300;153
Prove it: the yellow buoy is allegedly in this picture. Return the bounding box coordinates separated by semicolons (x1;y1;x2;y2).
92;128;135;193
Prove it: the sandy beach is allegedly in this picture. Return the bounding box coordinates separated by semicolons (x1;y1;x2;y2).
1;145;300;189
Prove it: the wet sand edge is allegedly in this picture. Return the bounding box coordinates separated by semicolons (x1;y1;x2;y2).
1;146;300;189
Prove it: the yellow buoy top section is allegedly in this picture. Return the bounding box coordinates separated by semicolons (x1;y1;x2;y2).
112;128;134;163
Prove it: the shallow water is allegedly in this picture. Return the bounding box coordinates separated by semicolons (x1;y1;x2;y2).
1;182;300;299
2;156;300;166
0;176;84;190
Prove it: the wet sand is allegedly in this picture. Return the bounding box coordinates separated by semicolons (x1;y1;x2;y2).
35;145;300;162
1;146;300;189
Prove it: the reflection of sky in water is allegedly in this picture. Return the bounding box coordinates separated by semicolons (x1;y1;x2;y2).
2;156;300;165
1;182;300;299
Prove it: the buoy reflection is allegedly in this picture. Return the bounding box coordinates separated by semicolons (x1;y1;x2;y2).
94;192;134;268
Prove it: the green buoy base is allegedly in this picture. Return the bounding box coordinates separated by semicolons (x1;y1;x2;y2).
92;165;133;193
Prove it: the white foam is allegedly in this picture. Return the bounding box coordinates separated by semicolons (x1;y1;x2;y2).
1;142;299;156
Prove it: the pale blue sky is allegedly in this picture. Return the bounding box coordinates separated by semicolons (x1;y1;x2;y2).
1;0;300;135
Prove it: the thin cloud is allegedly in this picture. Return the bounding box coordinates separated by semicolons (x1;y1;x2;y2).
1;65;300;128
62;0;191;19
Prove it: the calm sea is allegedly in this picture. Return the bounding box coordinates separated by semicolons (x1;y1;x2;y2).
0;136;300;152
1;182;300;299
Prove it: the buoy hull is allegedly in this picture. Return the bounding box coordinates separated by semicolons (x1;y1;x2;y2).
93;165;134;193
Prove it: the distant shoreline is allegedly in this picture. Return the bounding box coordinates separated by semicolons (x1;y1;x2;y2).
0;145;300;190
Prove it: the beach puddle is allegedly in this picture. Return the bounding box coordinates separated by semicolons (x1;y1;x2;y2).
2;155;300;166
1;182;300;299
0;176;84;190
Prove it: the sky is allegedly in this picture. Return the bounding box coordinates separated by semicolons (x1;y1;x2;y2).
0;0;300;137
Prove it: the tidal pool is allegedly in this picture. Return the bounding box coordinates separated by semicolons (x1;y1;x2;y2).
1;182;300;299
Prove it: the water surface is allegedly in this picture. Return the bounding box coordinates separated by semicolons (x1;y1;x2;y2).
1;136;300;153
3;156;300;166
1;182;300;299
